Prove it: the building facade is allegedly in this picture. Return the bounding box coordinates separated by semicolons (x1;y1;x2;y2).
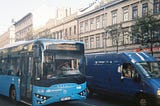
34;12;79;41
78;0;160;58
33;0;160;58
0;25;15;48
6;0;159;59
56;8;72;19
14;13;33;41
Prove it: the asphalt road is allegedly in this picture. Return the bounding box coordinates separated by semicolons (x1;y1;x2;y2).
0;94;134;106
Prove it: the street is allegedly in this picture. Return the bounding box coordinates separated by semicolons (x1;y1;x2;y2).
0;94;134;106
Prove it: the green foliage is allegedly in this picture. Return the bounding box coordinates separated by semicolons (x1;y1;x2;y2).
131;12;160;55
131;13;160;46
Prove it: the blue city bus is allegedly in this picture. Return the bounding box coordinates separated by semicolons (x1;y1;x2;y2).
0;38;86;106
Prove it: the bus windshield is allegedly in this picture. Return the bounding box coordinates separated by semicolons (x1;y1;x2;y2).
43;50;84;79
137;61;160;78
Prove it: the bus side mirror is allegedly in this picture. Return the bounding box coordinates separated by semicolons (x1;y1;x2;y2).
133;73;141;82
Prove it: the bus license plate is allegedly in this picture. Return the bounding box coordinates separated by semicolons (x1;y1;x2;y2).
60;97;71;101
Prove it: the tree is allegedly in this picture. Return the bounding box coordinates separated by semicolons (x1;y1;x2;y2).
131;13;160;55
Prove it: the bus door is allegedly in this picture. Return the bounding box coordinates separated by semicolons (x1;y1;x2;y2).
20;53;33;102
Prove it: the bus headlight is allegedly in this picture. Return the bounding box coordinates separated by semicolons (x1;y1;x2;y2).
35;93;50;100
78;89;86;96
157;89;160;96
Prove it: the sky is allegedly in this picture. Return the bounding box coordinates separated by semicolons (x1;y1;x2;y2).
0;0;95;35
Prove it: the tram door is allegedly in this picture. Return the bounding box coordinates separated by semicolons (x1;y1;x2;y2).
20;53;33;102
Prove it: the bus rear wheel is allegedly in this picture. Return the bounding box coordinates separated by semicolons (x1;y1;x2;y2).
10;86;16;102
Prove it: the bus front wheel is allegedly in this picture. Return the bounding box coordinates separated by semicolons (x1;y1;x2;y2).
9;86;16;102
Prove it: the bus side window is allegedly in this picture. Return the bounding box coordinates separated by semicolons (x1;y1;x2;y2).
2;59;9;75
7;65;16;75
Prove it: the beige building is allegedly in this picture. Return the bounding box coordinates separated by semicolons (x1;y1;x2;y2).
34;12;79;41
14;13;33;41
16;0;160;58
56;8;72;19
0;25;15;48
77;0;160;58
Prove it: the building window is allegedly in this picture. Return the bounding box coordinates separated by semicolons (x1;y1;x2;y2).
60;30;63;39
102;14;107;28
74;25;76;34
112;11;117;25
84;20;88;32
123;31;130;45
65;29;67;36
132;6;138;19
57;32;60;39
90;37;94;48
111;30;117;46
52;32;56;39
119;33;123;46
80;22;84;34
69;27;71;36
124;34;130;45
96;16;100;29
142;3;148;16
90;18;94;30
85;38;89;49
96;36;100;48
154;0;160;13
123;7;129;21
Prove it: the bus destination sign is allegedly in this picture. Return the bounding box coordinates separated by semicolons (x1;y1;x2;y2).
47;44;79;51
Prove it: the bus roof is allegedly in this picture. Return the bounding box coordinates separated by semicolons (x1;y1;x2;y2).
0;38;84;50
1;40;33;50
